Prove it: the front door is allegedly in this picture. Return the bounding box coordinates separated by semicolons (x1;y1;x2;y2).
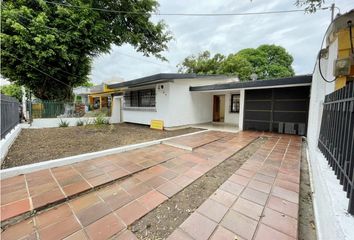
213;95;225;122
213;96;220;122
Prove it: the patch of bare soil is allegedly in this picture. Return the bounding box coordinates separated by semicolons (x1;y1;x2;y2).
299;140;317;240
2;123;201;169
130;137;267;240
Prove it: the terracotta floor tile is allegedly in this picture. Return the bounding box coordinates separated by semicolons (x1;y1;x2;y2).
126;183;152;199
180;212;217;240
253;173;275;184
236;169;255;178
1;188;29;205
197;199;228;223
107;168;131;180
1;218;36;240
104;190;133;211
144;176;168;189
271;186;299;204
157;181;182;198
267;195;298;219
159;169;179;180
167;228;193;240
209;226;239;240
38;215;81;240
221;210;258;240
261;207;298;238
232;197;264;221
113;230;138;240
62;181;91;197
241;188;268;206
274;179;300;193
76;201;112;227
1;198;30;221
85;213;125;240
70;192;101;213
209;189;237;207
36;204;72;229
63;230;88;240
172;175;194;188
248;179;272;193
119;178;142;190
137;190;168;210
219;181;244;196
115;200;149;225
31;188;66;209
228;174;250;186
254;224;295;240
87;174;114;187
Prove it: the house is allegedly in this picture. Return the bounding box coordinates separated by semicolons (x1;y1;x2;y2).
107;73;312;134
108;73;239;128
87;83;122;112
305;10;354;240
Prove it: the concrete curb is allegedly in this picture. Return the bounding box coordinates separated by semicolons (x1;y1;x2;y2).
0;124;24;165
0;130;209;180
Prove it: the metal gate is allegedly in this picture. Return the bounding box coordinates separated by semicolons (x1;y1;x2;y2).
243;86;310;135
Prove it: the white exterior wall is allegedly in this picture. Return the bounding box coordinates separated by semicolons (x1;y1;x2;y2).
122;83;170;126
30;117;110;128
307;38;354;240
122;78;230;128
224;93;240;125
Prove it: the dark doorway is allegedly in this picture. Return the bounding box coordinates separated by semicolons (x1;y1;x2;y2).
213;95;225;122
243;86;310;135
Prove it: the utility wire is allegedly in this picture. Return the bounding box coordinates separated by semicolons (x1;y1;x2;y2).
43;1;314;16
5;53;72;88
115;51;173;68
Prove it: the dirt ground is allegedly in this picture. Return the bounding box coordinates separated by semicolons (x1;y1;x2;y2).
130;137;267;240
298;140;317;240
1;123;201;169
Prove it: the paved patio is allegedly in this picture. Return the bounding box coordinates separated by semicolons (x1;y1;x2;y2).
0;131;302;240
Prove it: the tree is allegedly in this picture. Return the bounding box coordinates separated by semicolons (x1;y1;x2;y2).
177;51;225;74
218;54;253;80
0;83;23;102
178;44;295;81
1;0;171;100
295;0;324;12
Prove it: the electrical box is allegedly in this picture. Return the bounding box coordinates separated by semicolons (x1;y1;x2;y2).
334;57;353;76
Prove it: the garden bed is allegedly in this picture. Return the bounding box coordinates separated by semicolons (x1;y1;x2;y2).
1;123;201;169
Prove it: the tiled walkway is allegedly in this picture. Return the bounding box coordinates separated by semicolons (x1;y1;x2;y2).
1;131;259;239
168;134;301;240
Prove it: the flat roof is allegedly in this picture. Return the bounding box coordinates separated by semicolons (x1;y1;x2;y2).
107;73;234;89
189;75;312;92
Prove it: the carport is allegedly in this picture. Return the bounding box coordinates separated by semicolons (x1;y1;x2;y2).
190;75;312;135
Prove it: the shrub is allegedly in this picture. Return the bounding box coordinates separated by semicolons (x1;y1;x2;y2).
94;114;110;125
58;119;69;127
76;119;84;126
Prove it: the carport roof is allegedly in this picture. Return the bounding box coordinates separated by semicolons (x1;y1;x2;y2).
189;74;312;92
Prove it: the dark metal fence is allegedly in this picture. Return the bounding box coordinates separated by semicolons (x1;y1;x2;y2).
1;94;19;139
318;81;354;214
30;101;86;118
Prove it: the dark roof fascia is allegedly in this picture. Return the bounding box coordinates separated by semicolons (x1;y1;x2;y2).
107;73;197;89
189;75;312;92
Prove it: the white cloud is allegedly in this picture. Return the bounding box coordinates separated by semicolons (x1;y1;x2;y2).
90;0;353;84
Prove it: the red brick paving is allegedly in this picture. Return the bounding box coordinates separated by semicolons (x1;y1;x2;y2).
1;131;302;240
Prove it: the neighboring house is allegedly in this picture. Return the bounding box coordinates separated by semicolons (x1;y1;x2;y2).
88;83;122;111
73;86;91;105
306;10;354;240
107;73;312;134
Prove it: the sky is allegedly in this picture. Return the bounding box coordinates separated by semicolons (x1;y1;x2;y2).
1;0;352;86
90;0;353;84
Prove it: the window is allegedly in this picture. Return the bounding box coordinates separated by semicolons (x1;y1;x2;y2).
124;89;156;107
230;94;240;113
